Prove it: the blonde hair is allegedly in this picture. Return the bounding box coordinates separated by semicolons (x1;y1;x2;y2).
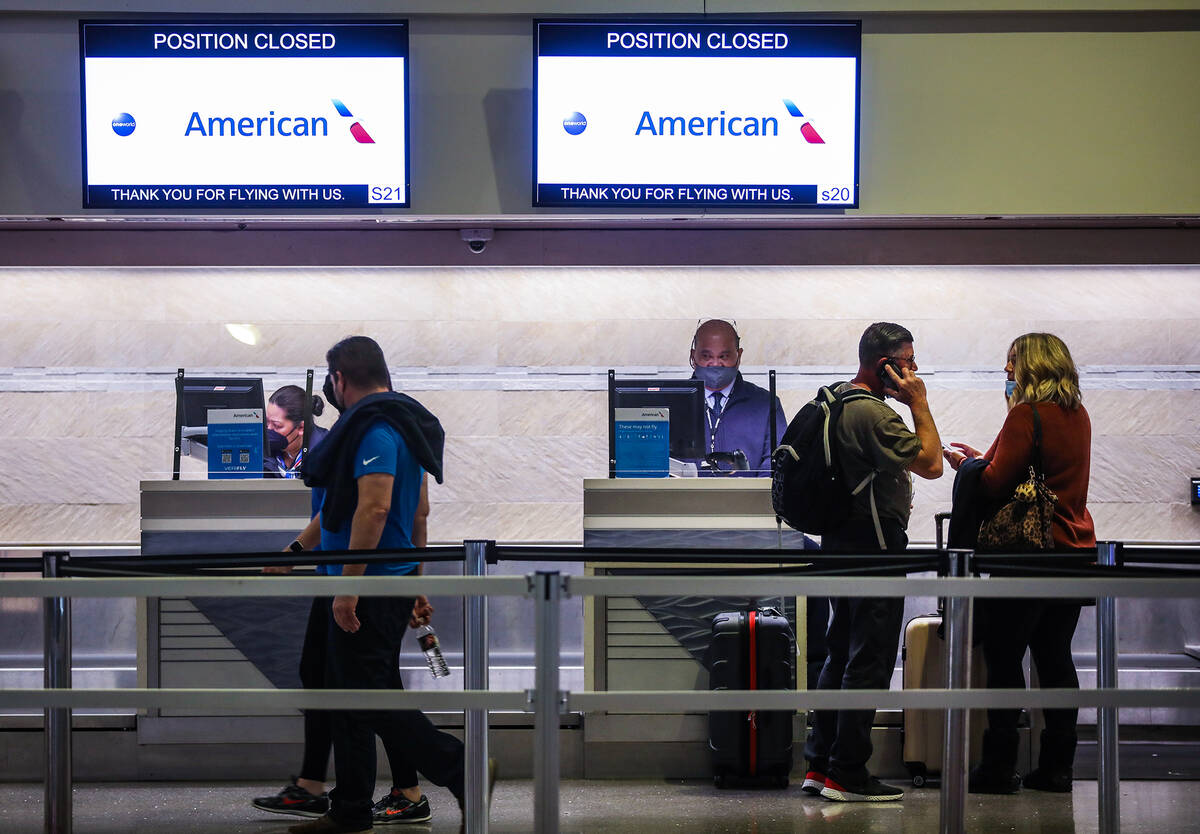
1010;333;1082;410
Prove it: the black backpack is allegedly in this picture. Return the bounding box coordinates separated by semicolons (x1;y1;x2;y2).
771;384;882;537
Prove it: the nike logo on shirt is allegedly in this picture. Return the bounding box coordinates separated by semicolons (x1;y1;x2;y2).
362;455;381;466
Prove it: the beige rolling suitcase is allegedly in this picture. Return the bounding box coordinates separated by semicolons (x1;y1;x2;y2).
901;615;986;786
901;512;985;787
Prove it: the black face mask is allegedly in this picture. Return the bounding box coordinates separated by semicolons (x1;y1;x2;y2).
322;373;341;413
266;429;289;458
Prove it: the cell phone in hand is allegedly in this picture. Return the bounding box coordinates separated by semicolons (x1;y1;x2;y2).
879;358;903;388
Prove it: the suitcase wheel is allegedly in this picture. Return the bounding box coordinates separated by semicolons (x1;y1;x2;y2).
906;762;929;788
714;772;728;789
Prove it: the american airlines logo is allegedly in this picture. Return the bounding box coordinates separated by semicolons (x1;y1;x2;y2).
782;99;824;144
331;99;375;143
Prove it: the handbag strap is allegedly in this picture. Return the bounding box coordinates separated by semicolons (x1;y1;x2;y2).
1030;402;1044;477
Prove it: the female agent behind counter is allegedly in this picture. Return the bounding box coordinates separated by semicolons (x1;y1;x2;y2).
265;385;328;478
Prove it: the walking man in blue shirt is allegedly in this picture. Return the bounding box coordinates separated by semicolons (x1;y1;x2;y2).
288;336;485;834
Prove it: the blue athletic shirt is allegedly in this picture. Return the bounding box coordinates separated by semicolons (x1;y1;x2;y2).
317;420;422;576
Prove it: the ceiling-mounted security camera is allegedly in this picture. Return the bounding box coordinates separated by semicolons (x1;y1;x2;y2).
460;228;494;254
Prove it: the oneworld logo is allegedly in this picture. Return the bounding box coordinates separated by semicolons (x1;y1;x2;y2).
111;113;136;136
563;112;587;135
782;100;824;144
331;99;375;144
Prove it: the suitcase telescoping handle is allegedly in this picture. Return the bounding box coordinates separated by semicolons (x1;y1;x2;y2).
748;610;758;776
934;513;951;617
934;511;951;553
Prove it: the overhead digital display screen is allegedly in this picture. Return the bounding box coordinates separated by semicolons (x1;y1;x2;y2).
80;20;409;209
534;20;860;209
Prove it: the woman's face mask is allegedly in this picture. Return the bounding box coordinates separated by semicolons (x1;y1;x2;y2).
266;429;290;458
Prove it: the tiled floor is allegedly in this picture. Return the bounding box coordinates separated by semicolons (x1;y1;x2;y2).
0;779;1195;833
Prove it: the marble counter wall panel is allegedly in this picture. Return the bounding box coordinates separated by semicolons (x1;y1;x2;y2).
422;501;501;543
2;390;178;443
0;392;94;438
86;392;176;440
0;437;158;505
374;320;501;368
493;502;584;543
435;436;607;504
90;321;362;370
497;391;605;438
0;270;168;322
0;321;105;367
917;319;1039;368
1169;319;1200;364
156;269;444;324
497;321;601;367
1087;389;1198;437
922;389;1008;439
1044;320;1189;367
1089;437;1193;505
445;268;703;323
416;390;501;437
0;503;139;544
1089;503;1200;543
752;318;875;367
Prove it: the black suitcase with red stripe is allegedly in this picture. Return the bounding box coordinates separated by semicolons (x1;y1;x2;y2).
707;608;795;788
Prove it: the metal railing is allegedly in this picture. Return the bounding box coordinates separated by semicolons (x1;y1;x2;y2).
1;541;1199;834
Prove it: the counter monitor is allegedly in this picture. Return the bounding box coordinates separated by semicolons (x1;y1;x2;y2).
609;376;706;477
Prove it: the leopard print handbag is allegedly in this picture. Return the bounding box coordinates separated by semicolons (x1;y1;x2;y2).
977;404;1058;552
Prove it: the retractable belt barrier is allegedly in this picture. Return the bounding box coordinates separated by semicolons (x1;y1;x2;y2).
4;542;1200;834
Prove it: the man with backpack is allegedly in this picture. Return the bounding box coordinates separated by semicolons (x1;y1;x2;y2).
779;322;943;802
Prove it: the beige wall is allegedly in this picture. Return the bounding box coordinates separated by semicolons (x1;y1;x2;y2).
0;265;1197;544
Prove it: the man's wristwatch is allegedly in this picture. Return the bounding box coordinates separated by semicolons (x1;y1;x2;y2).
288;540;305;553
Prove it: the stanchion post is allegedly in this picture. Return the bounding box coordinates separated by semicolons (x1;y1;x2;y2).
464;541;492;834
939;548;973;834
42;551;72;834
1096;541;1120;834
532;571;562;834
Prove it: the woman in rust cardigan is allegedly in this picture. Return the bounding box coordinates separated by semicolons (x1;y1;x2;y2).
945;332;1096;794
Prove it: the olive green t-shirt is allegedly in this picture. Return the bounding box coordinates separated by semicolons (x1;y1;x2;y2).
833;382;921;526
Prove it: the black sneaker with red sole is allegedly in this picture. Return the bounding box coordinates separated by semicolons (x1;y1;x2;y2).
373;789;433;825
801;770;827;795
820;770;905;802
252;777;330;818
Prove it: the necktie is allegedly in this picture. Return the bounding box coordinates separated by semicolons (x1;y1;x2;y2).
710;391;724;419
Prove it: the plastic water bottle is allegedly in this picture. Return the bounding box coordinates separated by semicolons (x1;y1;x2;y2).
414;623;450;679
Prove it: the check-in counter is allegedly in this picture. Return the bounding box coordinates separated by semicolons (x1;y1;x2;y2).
582;477;813;776
139;479;313;742
136;479;586;752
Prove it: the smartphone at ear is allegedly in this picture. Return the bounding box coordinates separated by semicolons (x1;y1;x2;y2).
878;358;903;388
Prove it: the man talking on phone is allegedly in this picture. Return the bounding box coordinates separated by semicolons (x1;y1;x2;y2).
802;322;943;803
